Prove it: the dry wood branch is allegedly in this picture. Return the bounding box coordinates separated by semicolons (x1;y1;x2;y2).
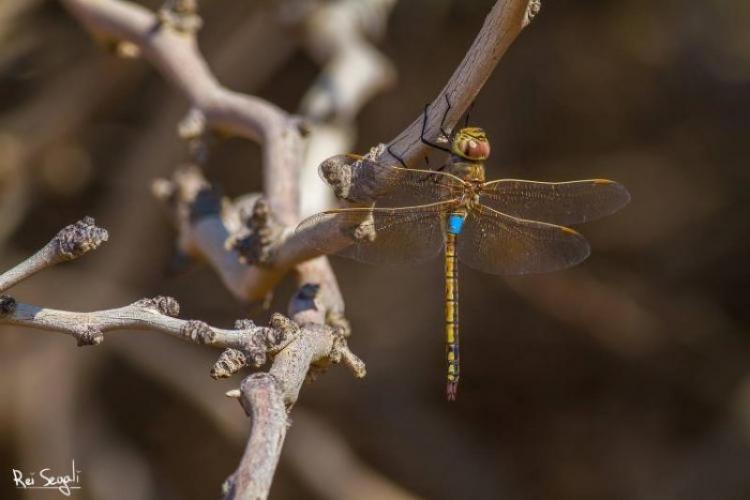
219;279;362;499
224;374;287;500
1;215;361;499
153;166;346;320
0;217;107;293
62;0;345;314
2;298;282;350
0;217;359;375
225;318;364;500
60;0;302;226
298;0;397;123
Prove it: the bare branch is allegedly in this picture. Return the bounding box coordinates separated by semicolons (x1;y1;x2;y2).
0;218;355;387
1;214;361;500
60;0;302;225
60;0;346;316
153;166;346;321
0;217;108;293
3;295;282;349
225;317;364;500
223;373;287;500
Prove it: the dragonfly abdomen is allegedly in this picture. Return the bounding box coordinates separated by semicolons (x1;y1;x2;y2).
445;212;465;401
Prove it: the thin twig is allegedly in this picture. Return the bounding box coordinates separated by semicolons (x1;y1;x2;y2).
1;215;364;500
0;216;108;293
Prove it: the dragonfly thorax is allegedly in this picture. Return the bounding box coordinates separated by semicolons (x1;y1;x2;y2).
445;160;486;183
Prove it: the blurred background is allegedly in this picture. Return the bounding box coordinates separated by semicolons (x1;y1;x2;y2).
2;0;750;499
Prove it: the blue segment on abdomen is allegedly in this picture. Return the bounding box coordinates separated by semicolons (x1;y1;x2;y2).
447;213;466;235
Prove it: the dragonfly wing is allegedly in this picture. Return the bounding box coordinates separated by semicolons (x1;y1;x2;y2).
457;204;591;275
297;201;457;265
321;154;465;207
480;179;630;225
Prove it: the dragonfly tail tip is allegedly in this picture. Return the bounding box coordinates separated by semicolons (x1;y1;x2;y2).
446;381;458;401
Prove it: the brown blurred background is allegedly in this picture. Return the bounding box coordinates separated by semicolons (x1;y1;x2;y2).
2;0;750;499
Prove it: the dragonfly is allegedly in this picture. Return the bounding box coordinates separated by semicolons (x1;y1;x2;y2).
298;124;630;401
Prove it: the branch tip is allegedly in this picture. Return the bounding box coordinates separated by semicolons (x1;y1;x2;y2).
330;330;366;378
178;107;206;140
318;154;356;200
55;217;109;261
523;0;541;27
212;349;248;379
0;295;17;317
112;40;141;59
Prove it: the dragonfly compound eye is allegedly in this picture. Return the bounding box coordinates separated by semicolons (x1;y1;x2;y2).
452;128;491;161
455;136;490;161
464;138;490;160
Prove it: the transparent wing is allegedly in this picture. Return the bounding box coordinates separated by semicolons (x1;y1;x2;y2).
321;154;466;207
457;204;591;275
296;200;458;265
479;179;631;225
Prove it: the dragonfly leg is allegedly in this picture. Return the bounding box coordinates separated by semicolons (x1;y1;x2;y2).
420;101;452;154
464;99;475;128
415;156;449;183
439;92;453;139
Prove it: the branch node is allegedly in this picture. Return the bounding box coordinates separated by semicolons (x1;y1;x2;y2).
232;319;267;367
524;0;542;27
113;41;141;59
234;318;255;330
327;311;352;338
226;197;283;266
318;154;356;200
135;295;181;317
177;107;206;140
55;217;109;261
158;0;203;35
75;325;104;346
181;319;216;344
0;295;17;317
269;313;301;340
211;348;248;379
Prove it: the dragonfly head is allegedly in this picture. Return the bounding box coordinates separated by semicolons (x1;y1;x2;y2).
451;127;491;162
